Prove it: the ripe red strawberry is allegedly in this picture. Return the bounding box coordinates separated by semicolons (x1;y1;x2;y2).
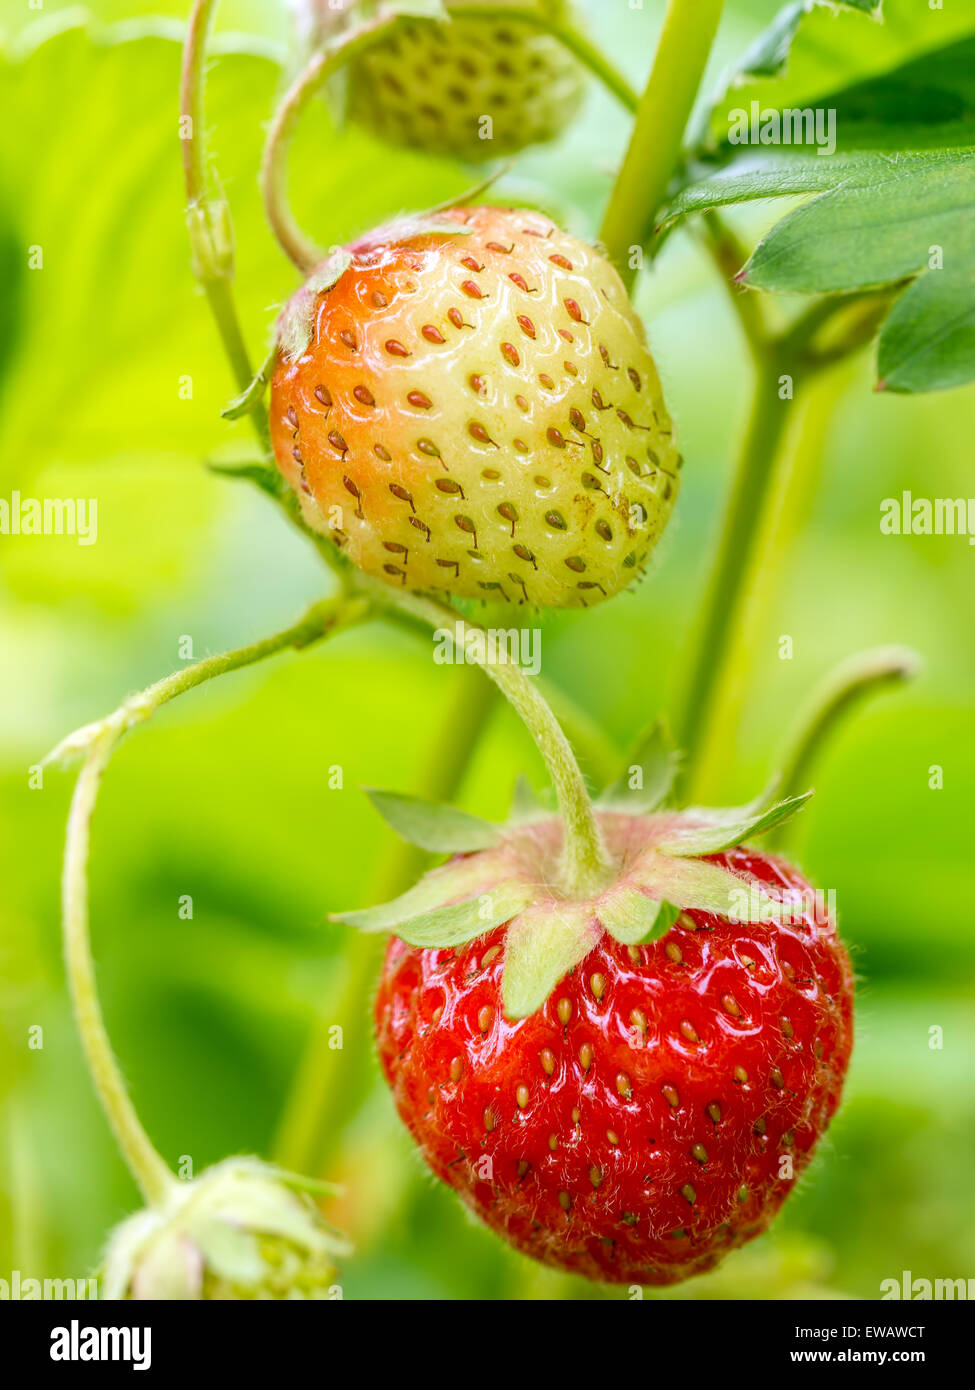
293;1;585;162
269;205;681;607
349;801;853;1285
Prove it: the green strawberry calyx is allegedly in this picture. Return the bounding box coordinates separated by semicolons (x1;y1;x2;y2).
276;217;474;362
331;730;813;1021
100;1158;350;1300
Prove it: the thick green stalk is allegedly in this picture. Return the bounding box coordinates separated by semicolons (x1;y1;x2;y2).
600;0;725;286
675;292;895;802
676;364;794;796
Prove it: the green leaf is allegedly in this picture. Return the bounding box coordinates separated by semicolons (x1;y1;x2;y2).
278;249;354;360
655;793;813;856
370;884;530;949
598;720;680;814
661;147;975;393
877;245;975;393
700;0;975;154
598;889;679;947
747;150;975;393
630;854;789;924
724;1;880;87
330;850;511;932
502;904;598;1021
744;152;974;294
365;787;501;852
673;9;975;394
0;15;470;611
205;455;281;499
220;345;278;421
189;1219;263;1284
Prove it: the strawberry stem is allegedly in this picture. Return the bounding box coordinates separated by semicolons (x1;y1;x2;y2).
53;598;368;1206
63;734;176;1209
372;584;612;898
675;291;897;799
261;14;414;273
180;0;270;454
261;7;638;275
600;0;726;289
675;360;793;795
764;646;921;845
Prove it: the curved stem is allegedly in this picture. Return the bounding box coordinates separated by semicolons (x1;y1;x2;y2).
47;597;366;768
767;646;921;838
262;15;411;273
675;361;793;797
600;0;725;287
370;583;609;896
64;734;176;1207
53;598;368;1202
262;6;637;274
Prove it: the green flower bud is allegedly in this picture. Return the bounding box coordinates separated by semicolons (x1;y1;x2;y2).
101;1158;349;1300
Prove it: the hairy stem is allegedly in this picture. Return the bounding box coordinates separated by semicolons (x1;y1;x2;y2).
53;598;368;1201
180;0;270;449
262;6;637;274
600;0;725;287
63;734;176;1208
376;585;609;896
767;646;921;842
179;0;213;204
261;15;410;273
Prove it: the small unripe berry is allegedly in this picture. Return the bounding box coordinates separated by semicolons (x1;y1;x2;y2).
100;1159;347;1300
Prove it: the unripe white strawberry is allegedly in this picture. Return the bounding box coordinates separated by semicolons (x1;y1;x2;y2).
271;206;682;608
292;0;586;161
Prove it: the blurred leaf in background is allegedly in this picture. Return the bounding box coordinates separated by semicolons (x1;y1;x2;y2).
1;0;973;1299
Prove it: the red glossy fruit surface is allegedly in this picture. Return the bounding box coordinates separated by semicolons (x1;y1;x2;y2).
375;847;854;1285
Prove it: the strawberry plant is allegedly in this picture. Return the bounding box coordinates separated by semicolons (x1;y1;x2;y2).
26;0;974;1300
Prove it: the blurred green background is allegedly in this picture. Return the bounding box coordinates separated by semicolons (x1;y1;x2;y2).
1;0;973;1300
